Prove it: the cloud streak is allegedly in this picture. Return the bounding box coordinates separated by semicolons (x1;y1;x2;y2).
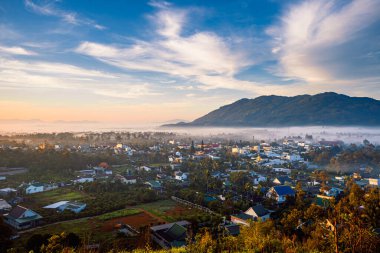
0;45;36;55
0;56;159;99
24;0;106;30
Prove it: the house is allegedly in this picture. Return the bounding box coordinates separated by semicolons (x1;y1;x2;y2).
4;205;42;230
25;183;45;194
150;220;191;249
114;174;136;184
266;186;295;203
252;174;267;185
114;174;128;184
44;201;86;213
273;176;292;185
73;177;94;184
323;187;343;197
174;171;189;181
0;188;17;197
223;223;240;236
316;194;334;208
145;180;162;190
272;167;291;174
94;166;113;176
125;175;137;184
0;176;6;181
139;166;153;172
77;169;96;177
0;199;12;213
245;205;270;221
231;205;270;226
369;178;380;187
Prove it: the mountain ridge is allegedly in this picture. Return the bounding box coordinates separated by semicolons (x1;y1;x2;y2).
164;92;380;127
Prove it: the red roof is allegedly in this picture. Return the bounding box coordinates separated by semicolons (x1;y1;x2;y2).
8;205;28;219
98;162;110;169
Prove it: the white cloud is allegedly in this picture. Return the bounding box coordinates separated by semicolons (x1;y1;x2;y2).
0;56;158;99
268;0;380;83
75;5;260;92
24;0;106;30
0;45;36;55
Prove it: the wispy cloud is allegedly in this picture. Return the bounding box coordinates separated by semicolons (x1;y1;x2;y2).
0;56;159;99
24;0;106;30
268;0;380;83
0;45;37;55
74;2;262;92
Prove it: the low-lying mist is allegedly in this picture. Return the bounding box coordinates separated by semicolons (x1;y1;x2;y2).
1;121;380;144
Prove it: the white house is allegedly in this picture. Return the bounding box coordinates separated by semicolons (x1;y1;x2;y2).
245;205;271;221
139;166;152;172
25;183;45;194
283;153;303;162
231;205;270;226
73;177;94;184
369;178;380;187
252;175;267;185
125;175;137;184
272;167;291;174
174;171;189;181
0;199;12;213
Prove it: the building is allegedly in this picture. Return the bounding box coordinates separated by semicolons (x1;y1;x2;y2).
252;174;267;185
0;199;12;213
150;221;191;249
43;201;87;213
369;178;380;187
273;176;292;185
0;188;17;197
25;183;45;194
145;180;162;191
231;205;270;226
266;186;295;203
73;177;94;184
4;205;42;230
174;171;189;181
125;175;137;184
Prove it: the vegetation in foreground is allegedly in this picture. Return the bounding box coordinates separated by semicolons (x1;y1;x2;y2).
2;182;378;253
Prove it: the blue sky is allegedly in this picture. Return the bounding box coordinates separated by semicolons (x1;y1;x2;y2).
0;0;380;123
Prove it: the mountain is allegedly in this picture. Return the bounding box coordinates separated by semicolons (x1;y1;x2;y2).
167;92;380;127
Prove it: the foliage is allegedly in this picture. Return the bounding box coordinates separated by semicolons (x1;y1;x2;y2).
97;209;141;221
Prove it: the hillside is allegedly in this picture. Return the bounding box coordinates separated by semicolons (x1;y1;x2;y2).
170;92;380;127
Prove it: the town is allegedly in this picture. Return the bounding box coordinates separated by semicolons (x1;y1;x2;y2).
0;131;379;252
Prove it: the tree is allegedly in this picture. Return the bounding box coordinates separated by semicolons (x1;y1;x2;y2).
0;217;12;252
64;232;81;248
190;140;195;154
26;234;51;253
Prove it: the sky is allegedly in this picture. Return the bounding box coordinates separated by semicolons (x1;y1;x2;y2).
0;0;380;124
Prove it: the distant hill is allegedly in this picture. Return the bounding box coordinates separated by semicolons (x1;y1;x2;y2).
166;92;380;127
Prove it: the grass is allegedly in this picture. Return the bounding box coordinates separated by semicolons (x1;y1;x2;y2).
29;188;87;204
135;199;176;218
97;208;141;221
135;199;203;222
25;187;88;211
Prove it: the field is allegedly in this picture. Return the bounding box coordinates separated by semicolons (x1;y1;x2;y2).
24;187;88;209
16;199;207;250
135;199;205;222
17;207;153;247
